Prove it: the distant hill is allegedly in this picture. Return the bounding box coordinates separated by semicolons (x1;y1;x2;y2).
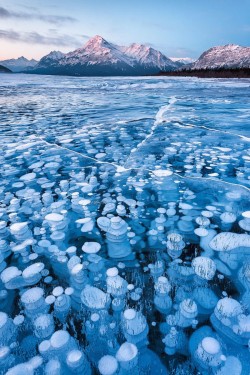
0;56;37;72
0;65;12;73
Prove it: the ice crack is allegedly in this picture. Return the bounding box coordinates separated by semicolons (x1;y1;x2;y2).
124;96;177;167
29;135;250;194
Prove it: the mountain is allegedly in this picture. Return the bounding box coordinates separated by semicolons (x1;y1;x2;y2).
0;65;12;73
34;51;65;74
189;44;250;70
0;56;37;72
121;43;177;71
170;57;196;68
30;35;179;76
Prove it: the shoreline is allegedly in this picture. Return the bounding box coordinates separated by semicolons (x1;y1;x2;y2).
1;70;250;79
156;68;250;79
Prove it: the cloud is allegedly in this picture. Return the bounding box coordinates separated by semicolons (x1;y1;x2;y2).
0;29;82;47
79;34;91;40
0;7;9;18
0;6;77;25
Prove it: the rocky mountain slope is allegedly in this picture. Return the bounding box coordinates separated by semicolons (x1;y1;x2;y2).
0;65;12;73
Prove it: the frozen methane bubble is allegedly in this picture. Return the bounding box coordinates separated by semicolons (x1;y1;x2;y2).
82;241;101;254
154;276;172;314
220;212;236;231
97;216;132;258
20;172;36;183
210;297;250;344
195;337;222;368
166;233;185;259
22;263;45;285
122;309;149;345
176;299;198;327
200;337;220;355
44;359;61;375
76;217;94;233
98;355;118;375
1;266;22;288
192;256;216;280
116;342;138;370
50;330;77;358
66;349;91;374
239;211;250;231
81;285;111;310
152;169;173;177
21;287;49;319
33;314;55;339
45;213;64;226
0;312;16;345
6;363;35;375
106;267;128;297
209;232;250;251
9;222;32;241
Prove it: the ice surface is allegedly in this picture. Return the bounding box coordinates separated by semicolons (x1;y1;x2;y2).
0;75;250;374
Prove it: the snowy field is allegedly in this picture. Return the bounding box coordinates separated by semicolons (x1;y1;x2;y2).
0;74;250;374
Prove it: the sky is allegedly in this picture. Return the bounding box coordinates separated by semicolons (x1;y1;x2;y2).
0;0;250;61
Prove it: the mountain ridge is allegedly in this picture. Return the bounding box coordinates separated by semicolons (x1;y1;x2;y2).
187;44;250;70
29;35;179;76
2;40;250;77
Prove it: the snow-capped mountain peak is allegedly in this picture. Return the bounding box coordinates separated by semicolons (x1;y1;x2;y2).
122;43;151;56
61;36;136;68
122;43;177;70
170;57;196;64
43;51;65;60
37;51;65;67
83;35;110;49
32;51;65;73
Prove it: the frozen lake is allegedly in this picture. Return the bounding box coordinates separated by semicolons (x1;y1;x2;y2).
0;74;250;374
1;74;250;186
